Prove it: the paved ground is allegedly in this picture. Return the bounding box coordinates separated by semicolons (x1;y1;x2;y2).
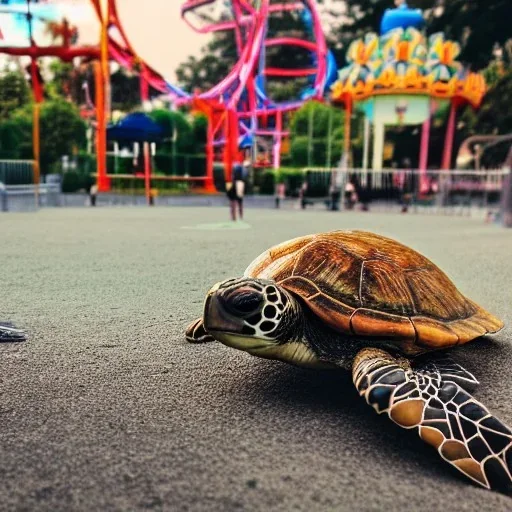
1;207;511;512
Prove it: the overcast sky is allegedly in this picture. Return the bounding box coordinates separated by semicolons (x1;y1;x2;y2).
46;1;342;83
116;1;209;81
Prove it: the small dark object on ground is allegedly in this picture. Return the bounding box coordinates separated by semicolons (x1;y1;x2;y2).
0;323;27;342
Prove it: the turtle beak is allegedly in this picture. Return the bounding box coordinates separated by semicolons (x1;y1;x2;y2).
203;292;244;334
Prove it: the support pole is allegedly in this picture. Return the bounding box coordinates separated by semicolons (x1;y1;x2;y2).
372;121;385;171
344;100;352;168
100;0;111;120
29;58;43;207
32;102;40;206
362;116;370;171
418;100;433;194
273;110;282;169
362;115;370;187
204;114;215;192
307;103;314;167
143;141;151;205
441;102;457;170
95;0;110;192
140;62;149;105
94;61;109;192
326;106;333;169
223;112;232;185
223;110;238;184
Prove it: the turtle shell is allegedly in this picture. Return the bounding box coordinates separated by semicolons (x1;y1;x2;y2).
244;230;503;355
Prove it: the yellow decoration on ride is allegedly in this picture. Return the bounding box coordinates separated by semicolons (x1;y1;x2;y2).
331;27;486;107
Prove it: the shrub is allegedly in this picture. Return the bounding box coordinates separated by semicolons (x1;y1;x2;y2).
62;171;93;193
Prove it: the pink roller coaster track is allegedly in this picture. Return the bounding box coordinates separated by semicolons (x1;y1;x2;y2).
177;0;332;181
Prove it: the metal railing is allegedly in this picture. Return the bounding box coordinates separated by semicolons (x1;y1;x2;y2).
1;184;61;212
300;167;510;216
0;160;35;185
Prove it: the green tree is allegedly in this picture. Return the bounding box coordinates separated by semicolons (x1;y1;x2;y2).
47;60;143;112
47;60;75;100
110;68;142;111
428;0;511;70
289;101;345;166
40;101;86;167
191;113;208;152
471;70;512;135
149;109;194;153
0;70;31;120
290;101;343;137
176;33;238;92
9;99;87;173
0;118;25;159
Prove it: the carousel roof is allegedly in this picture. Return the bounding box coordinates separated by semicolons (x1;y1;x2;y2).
331;5;486;108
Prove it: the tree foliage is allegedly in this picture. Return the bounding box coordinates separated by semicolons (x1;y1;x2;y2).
110;68;143;111
428;0;511;70
1;100;87;172
0;70;31;120
176;32;238;92
149;109;195;153
471;70;512;135
289;101;345;166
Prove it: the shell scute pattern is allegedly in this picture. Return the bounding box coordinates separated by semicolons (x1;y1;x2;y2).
245;231;503;349
290;240;362;306
360;259;415;315
406;268;474;321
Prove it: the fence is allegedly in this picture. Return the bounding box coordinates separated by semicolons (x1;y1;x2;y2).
0;160;35;185
1;184;61;212
301;167;510;216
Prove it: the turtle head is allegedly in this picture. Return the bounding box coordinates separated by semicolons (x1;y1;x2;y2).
203;277;300;352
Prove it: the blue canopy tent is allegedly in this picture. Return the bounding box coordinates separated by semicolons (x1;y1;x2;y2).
107;112;164;205
107;112;164;143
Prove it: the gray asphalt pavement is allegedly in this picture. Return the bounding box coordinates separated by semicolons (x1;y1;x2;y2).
1;207;511;512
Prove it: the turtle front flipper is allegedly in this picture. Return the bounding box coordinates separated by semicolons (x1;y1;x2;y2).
353;348;512;493
185;318;215;343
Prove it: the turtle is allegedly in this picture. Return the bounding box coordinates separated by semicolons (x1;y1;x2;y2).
185;230;512;493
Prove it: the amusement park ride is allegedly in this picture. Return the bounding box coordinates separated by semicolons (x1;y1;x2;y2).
0;0;488;198
331;0;487;193
0;0;337;196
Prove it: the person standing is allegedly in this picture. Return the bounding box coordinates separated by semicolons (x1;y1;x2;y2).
344;179;357;210
275;181;286;208
227;162;245;221
89;183;98;207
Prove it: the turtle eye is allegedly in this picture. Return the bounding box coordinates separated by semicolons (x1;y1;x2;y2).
222;287;264;315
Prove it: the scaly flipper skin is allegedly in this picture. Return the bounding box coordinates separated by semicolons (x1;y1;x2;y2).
0;323;27;342
353;348;512;493
185;318;216;343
